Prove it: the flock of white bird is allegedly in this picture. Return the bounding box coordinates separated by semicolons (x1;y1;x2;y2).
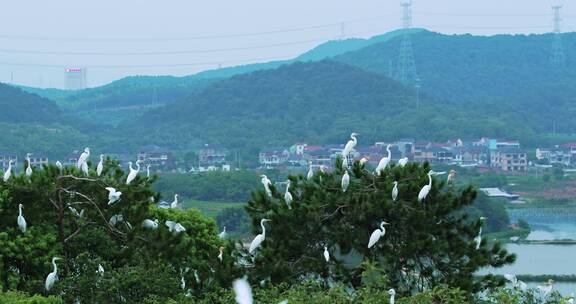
3;147;187;293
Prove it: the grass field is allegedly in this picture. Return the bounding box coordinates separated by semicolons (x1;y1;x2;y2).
183;200;245;218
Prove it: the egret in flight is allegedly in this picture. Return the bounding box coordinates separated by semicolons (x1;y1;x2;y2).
76;147;90;169
17;204;26;233
260;175;272;197
307;162;314;180
249;219;271;254
96;154;104;176
388;289;396;304
170;194;179;209
126;161;140;185
284;180;293;209
106;187;122;205
233;277;253;304
45;257;60;291
368;221;389;249
3;159;12;182
323;246;330;262
418;170;435;202
398;157;408;167
341;170;350;192
25;153;33;177
375;144;392;175
219;226;227;239
392;181;398;202
342;132;358;158
142;219;159;230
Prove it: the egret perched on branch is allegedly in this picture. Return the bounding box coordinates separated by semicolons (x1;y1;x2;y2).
146;164;151;178
323;246;330;262
306;162;314;180
109;214;123;226
68;205;85;219
398;157;408;167
97;264;105;276
418;170;435;203
342;132;358;158
96;154;104;176
76;147;90;169
55;160;63;172
165;220;186;234
25;153;33;177
392;181;398;202
360;157;369;166
341;170;350;192
106;187;122;205
249;219;271;254
17;204;26;233
81;161;89;176
3;159;12;182
233;277;253;304
447;169;456;185
368;221;389;249
219;226;227;239
170;194;179;209
375;144;392;175
45;257;60;291
475;217;486;250
284;180;293;209
504;273;527;290
537;279;554;298
142;219;159;230
126;161;140;185
260;175;272;197
218;246;224;262
388;289;396;304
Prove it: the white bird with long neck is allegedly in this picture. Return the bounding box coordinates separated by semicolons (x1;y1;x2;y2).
392;181;399;202
418;170;435;203
284;180;293;209
76;147;90;169
375;144;392;176
219;226;227;239
249;219;271;254
45;257;60;291
142;219;159;229
260;175;272;197
146;165;151;178
96;154;104;176
126;161;140;185
388;289;396;304
475;217;486;250
398;157;408;167
368;221;389;249
81;161;89;176
306;162;314;180
17;204;26;233
323;246;330;262
170;194;179;209
106;187;122;205
25;153;33;177
55;160;63;172
342;132;358;159
3;159;12;182
341;170;350;192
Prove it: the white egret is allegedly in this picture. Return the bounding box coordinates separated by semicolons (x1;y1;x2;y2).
342;156;348;169
218;246;224;262
568;298;575;304
475;217;485;250
537;279;554;297
418;170;435;203
360;157;368;166
170;194;179;209
68;205;85;219
126;161;140;185
392;181;398;202
55;160;63;172
447;170;456;184
375;144;392;175
219;226;227;239
504;273;526;290
284;180;293;209
142;219;159;230
45;257;60;291
96;154;104;176
323;246;330;262
341;170;350;192
3;159;13;182
509;236;520;242
97;264;105;276
81;161;89;176
146;164;151;178
25;153;33;177
398;157;408;167
17;204;26;233
342;132;358;158
233;277;253;304
388;288;396;304
181;276;186;290
76;147;90;169
368;221;389;249
249;219;271;254
165;220;186;234
260;175;272;197
106;187;122;205
306;162;313;180
109;214;123;226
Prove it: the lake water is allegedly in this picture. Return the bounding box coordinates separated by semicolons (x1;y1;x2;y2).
508;208;576;240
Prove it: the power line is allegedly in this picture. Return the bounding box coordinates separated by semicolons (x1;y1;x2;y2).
414;11;551;17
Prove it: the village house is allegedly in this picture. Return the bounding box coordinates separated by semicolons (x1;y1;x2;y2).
536;146;571;166
0;153;17;172
137;145;172;169
258;148;290;168
198;145;228;167
490;146;527;172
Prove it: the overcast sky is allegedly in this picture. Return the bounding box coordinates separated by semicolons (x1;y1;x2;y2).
0;0;573;88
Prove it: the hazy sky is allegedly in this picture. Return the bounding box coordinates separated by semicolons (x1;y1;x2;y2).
0;0;573;88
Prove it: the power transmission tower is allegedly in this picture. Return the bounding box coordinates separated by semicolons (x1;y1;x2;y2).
551;5;565;66
396;0;418;85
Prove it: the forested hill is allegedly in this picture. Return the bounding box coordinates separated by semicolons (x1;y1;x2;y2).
117;60;530;151
0;83;62;123
335;31;576;134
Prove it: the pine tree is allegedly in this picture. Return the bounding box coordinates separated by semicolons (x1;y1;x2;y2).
245;158;514;294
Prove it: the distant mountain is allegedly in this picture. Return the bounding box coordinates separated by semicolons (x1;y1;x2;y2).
117;60;528;153
0;83;62;124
